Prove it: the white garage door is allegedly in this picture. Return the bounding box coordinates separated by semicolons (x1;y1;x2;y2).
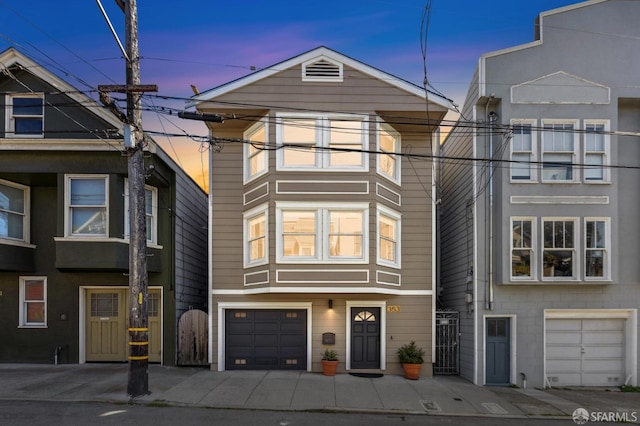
546;318;625;386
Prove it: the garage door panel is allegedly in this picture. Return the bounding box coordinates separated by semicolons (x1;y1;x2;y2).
585;346;623;358
582;359;623;372
547;346;582;358
226;309;306;370
547;332;582;345
582;319;624;331
547;358;581;372
549;373;581;386
547;319;582;331
582;373;623;386
583;332;624;345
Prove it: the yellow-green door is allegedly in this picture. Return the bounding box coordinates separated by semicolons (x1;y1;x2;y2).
86;288;162;363
86;289;126;362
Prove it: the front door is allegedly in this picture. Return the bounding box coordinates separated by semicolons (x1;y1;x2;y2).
86;289;126;362
486;317;510;385
86;288;162;362
350;307;380;369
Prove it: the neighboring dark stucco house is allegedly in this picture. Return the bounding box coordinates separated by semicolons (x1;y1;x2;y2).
0;48;208;365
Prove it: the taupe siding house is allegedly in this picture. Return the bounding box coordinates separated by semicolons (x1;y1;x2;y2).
0;48;208;365
191;46;454;374
440;0;639;388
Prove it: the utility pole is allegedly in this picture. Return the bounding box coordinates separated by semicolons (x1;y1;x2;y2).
124;0;149;398
97;0;156;398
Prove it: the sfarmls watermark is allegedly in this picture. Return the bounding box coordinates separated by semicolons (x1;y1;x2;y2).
572;407;638;424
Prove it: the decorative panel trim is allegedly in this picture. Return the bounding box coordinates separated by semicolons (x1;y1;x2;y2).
276;269;369;284
510;196;609;205
243;182;269;206
376;183;401;206
244;270;269;286
276;180;369;195
376;270;401;286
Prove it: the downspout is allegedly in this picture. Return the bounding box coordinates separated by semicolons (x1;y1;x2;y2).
432;126;440;367
207;133;214;367
485;96;496;311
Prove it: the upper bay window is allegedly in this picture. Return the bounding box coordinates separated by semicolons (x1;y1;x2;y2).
584;121;609;182
276;113;369;171
377;122;401;184
65;175;108;237
6;94;44;137
244;119;268;183
0;179;29;244
276;202;368;264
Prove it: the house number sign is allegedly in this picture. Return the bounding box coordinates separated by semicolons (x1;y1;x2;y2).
387;306;400;313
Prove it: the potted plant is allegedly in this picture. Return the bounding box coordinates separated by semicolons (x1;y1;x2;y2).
321;348;339;376
397;341;425;380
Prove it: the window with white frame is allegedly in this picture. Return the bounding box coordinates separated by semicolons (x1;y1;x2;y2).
511;218;534;279
243;204;268;267
542;122;576;181
584;121;608;182
377;204;401;268
124;181;158;244
276;114;368;171
0;179;29;243
244;120;268;182
6;93;44;137
510;122;534;181
19;276;46;327
585;218;608;279
276;202;368;263
66;175;108;237
543;219;576;279
378;122;400;183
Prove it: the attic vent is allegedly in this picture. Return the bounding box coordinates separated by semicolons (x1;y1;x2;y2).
302;57;343;82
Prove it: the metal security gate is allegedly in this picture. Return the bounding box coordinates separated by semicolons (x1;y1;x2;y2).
434;311;459;375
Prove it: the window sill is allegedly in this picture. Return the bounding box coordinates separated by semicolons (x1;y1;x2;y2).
0;239;36;249
502;280;613;285
276;259;368;265
54;237;163;249
18;325;48;329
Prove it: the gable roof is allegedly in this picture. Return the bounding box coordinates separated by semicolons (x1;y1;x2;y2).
188;46;455;110
0;47;123;130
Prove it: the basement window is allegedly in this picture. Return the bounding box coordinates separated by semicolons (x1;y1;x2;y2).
302;57;343;82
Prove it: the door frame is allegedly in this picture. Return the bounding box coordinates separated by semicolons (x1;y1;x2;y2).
482;314;517;385
217;302;313;372
79;286;163;364
346;301;386;370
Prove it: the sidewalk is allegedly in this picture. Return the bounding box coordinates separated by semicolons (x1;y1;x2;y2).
0;364;637;421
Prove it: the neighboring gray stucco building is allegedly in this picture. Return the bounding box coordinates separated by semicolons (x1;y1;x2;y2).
440;0;639;388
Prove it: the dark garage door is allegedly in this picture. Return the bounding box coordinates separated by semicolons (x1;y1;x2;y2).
225;309;307;370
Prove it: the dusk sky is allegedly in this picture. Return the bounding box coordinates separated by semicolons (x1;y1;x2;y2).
1;0;582;190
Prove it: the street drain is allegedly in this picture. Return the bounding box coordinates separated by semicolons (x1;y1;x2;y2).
420;400;441;412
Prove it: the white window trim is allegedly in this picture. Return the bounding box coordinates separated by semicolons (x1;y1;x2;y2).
541;217;579;281
275;201;369;264
0;178;30;245
583;120;610;183
376;204;401;269
584;217;611;281
243;118;269;184
510;217;536;281
5;93;44;139
64;174;109;238
243;203;269;268
124;180;158;245
377;120;401;184
509;119;537;183
18;276;47;328
541;119;578;183
275;112;369;172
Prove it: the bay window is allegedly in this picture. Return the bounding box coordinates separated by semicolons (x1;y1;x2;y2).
585;218;608;279
276;202;368;263
244;120;268;182
0;179;29;243
510;122;534;181
65;175;108;237
377;123;400;183
584;121;608;182
542;219;576;279
377;205;401;268
243;204;268;267
511;218;534;279
276;114;368;171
